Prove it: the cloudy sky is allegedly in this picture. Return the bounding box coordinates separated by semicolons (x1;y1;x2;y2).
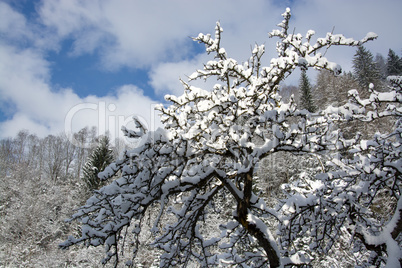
0;0;401;141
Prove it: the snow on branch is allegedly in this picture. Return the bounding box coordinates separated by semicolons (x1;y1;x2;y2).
121;116;147;138
59;8;399;268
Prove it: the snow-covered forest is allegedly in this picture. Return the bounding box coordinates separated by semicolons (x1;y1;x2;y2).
1;8;401;267
0;127;129;267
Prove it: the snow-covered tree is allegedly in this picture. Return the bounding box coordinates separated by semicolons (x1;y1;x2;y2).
387;49;402;76
43;135;65;180
279;78;402;266
73;126;98;178
375;53;387;80
298;70;316;112
0;130;113;267
81;136;114;192
353;46;381;89
59;9;398;268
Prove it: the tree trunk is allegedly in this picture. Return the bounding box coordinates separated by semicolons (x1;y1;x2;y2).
236;172;281;267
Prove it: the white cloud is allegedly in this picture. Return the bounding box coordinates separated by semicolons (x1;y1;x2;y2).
0;1;30;42
0;1;163;140
149;54;208;97
7;0;402;72
37;0;284;70
0;42;160;141
0;1;58;51
0;113;52;138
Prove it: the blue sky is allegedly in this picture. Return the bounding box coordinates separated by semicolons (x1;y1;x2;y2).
0;0;401;142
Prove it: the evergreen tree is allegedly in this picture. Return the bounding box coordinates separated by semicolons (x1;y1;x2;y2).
386;48;402;76
81;136;114;191
298;70;316;112
352;46;380;89
374;53;387;80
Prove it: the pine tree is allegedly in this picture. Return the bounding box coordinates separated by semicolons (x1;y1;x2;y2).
386;48;402;76
298;70;316;112
352;46;380;89
81;136;114;191
374;53;387;80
